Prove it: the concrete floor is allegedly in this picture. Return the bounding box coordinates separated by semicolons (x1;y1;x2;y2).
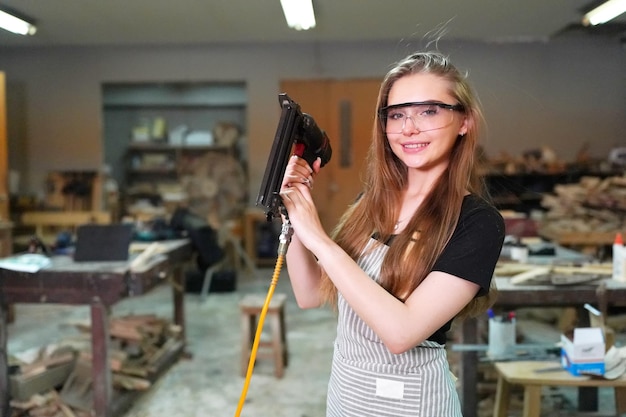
8;268;335;417
7;267;624;417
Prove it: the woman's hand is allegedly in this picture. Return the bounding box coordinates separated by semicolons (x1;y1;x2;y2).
279;155;326;250
281;154;318;189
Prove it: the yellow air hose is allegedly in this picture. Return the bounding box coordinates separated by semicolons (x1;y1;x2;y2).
234;219;292;417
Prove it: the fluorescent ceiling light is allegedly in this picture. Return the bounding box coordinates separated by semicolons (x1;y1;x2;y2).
0;8;36;35
280;0;316;31
582;0;626;26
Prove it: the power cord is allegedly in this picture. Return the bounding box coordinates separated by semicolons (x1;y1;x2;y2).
233;219;293;417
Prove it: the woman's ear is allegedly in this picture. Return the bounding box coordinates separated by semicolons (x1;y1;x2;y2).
459;116;471;136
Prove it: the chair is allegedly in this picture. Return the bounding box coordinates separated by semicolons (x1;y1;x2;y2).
218;220;258;277
187;225;226;302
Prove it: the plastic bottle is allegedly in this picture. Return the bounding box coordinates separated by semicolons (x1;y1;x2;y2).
612;233;625;282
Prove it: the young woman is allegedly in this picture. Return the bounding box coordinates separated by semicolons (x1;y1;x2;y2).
279;51;505;417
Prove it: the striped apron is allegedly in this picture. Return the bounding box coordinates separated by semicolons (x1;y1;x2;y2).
326;238;462;417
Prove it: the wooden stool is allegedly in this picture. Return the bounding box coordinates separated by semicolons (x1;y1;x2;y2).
239;293;288;378
493;361;626;417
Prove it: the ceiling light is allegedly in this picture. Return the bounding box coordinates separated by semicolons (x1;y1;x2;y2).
280;0;316;31
0;8;36;35
582;0;626;26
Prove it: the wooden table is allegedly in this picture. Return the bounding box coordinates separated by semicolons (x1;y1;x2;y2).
458;276;626;417
493;360;626;417
0;238;192;417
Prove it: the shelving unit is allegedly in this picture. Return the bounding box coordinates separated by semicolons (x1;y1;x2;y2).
102;82;247;219
123;143;237;208
125;143;235;180
126;143;235;173
485;170;622;214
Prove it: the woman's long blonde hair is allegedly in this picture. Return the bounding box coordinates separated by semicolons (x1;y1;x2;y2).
320;51;496;319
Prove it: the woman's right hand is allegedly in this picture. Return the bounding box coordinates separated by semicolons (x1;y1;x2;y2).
279;155;326;249
281;154;318;190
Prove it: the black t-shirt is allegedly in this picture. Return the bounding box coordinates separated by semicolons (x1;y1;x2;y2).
429;195;504;343
382;194;504;344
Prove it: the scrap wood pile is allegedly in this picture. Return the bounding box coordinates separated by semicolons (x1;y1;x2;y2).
10;314;182;417
539;174;626;235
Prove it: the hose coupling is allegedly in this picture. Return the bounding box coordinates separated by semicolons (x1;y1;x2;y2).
277;219;294;256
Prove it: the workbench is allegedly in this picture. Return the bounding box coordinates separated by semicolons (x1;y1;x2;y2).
0;238;192;417
458;276;626;417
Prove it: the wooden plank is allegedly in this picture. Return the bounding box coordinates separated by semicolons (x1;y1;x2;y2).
21;211;111;228
540;228;620;246
510;267;551;284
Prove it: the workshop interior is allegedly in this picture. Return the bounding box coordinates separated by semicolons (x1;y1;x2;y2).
1;1;626;417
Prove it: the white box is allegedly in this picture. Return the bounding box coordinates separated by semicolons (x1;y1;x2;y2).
560;327;605;376
184;130;214;146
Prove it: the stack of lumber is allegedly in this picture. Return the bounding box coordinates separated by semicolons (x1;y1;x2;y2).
495;261;611;285
10;314;182;417
71;314;182;390
539;175;626;240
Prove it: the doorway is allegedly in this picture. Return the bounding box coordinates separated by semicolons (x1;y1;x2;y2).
279;79;381;231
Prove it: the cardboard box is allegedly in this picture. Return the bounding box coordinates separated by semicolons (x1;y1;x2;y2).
560;327;605;376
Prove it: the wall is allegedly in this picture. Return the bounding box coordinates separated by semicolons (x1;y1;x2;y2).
1;38;625;204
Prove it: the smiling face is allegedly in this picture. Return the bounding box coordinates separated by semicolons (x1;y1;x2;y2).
385;72;468;176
